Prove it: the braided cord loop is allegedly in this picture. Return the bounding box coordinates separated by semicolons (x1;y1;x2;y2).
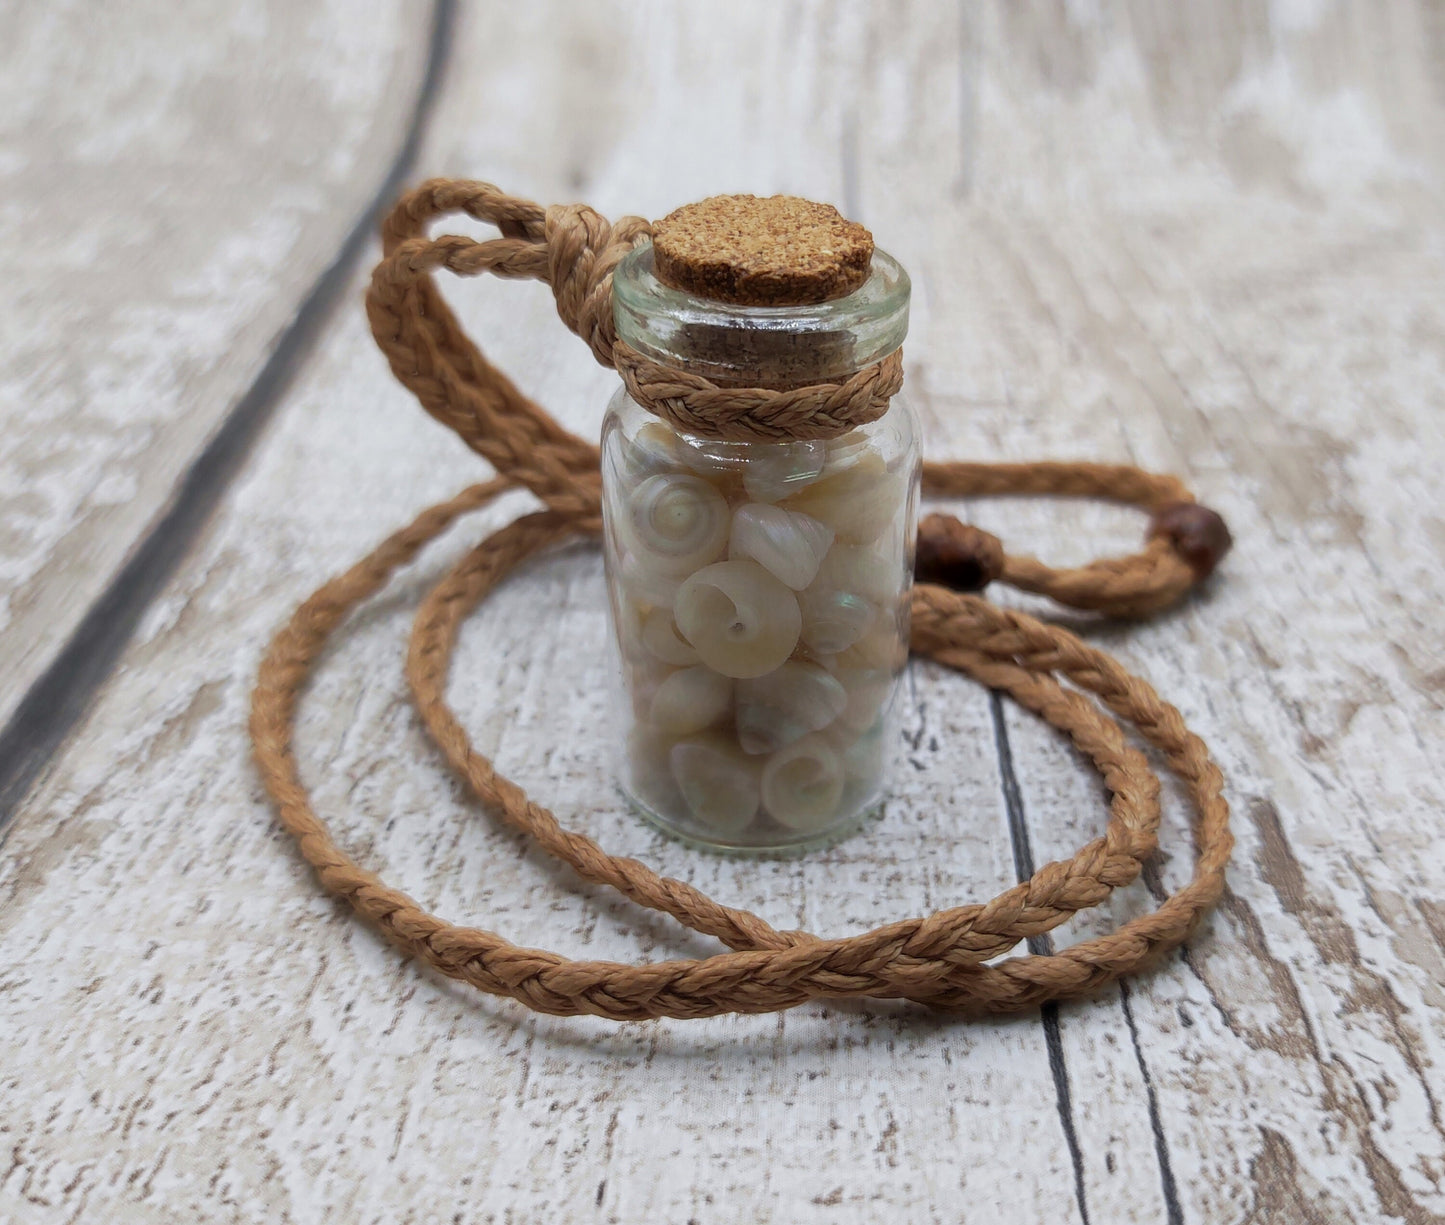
250;180;1235;1019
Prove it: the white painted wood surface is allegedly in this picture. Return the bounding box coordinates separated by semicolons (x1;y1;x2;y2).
0;0;431;725
3;2;1444;1222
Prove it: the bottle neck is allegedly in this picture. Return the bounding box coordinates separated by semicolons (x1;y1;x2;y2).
612;244;910;390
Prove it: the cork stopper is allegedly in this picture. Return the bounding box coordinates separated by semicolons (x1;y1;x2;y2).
652;195;874;306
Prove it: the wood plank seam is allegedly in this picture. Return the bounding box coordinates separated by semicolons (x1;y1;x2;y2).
1118;979;1186;1225
0;0;459;832
990;690;1094;1225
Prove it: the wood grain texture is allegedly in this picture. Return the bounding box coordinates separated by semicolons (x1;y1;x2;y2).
888;4;1445;1220
3;1;1444;1221
0;0;432;726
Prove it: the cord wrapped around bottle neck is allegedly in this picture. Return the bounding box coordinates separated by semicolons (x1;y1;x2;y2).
366;178;1228;617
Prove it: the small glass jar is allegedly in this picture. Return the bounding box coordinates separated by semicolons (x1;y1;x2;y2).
600;242;920;853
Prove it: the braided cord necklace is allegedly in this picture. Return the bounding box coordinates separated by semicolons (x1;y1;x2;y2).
250;180;1234;1021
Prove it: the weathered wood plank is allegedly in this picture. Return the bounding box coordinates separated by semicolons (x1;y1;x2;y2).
0;267;1079;1225
4;0;1445;1221
0;0;433;726
882;2;1445;1221
0;4;1103;1222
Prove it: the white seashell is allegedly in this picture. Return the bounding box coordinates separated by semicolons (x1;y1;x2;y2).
606;422;679;497
781;451;903;544
640;607;700;665
624;473;731;576
674;559;802;679
830;667;896;734
839;719;887;781
797;586;875;654
618;549;684;609
670;733;761;832
728;503;834;591
610;590;646;659
741;440;828;503
626;686;651;722
622;656;672;720
786;638;835;668
674;433;748;484
625;728;685;815
649;666;733;735
811;543;899;603
823;428;871;473
831;614;908;672
761;735;845;832
735;661;847;755
620;421;684;479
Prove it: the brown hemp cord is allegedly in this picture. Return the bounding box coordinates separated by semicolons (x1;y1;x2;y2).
249;180;1235;1020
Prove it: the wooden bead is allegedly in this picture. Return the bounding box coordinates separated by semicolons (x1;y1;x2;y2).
1148;501;1233;579
915;513;1005;592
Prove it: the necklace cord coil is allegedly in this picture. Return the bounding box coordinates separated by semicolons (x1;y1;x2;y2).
251;180;1235;1020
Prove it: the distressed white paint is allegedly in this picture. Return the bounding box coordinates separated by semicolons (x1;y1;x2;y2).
3;1;1444;1222
0;0;431;725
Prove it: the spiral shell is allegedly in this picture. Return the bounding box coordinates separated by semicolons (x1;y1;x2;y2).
621;656;672;721
823;428;871;472
812;543;899;602
624;473;731;576
728;503;834;591
640;606;701;665
671;733;762;833
735;661;847;755
838;718;887;781
674;434;748;485
606;422;683;500
781;451;903;544
761;735;845;832
797;586;875;654
830;667;895;734
674;559;801;679
618;420;683;480
617;548;684;609
610;590;645;659
794;543;895;653
741;440;827;503
625;728;684;814
832;608;908;672
649;665;733;735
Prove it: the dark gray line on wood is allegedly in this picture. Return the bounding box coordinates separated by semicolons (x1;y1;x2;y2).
990;690;1092;1225
1119;978;1186;1225
0;0;457;832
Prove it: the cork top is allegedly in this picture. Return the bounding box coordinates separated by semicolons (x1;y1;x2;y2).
651;194;874;306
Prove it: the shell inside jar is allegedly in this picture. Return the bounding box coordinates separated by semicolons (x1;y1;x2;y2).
607;418;912;841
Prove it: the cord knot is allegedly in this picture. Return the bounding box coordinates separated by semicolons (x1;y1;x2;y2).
543;204;651;369
915;513;1005;592
1148;501;1233;579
